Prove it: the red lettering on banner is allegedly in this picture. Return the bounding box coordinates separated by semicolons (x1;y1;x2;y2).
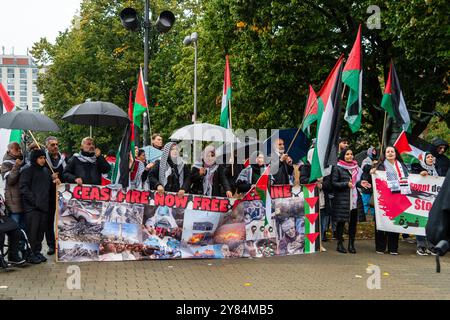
81;187;90;200
100;188;110;201
90;187;100;201
140;192;150;204
73;186;82;199
414;199;432;211
116;191;125;203
175;196;189;209
270;185;292;199
192;197;202;210
165;194;175;207
154;192;165;206
130;191;141;203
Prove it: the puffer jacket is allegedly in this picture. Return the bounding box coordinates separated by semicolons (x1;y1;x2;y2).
1;152;24;213
19;151;52;213
331;165;364;223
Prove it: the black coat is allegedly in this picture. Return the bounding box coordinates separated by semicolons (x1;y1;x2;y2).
432;138;449;176
63;154;111;185
271;158;294;185
426;169;450;246
19;163;52;213
226;163;244;194
331;165;364;223
236;164;265;193
190;164;231;197
148;160;191;193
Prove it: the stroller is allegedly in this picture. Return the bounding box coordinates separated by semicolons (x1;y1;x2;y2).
0;194;32;269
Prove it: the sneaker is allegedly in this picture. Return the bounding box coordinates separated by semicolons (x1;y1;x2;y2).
47;248;55;256
26;254;41;264
36;253;47;263
320;246;327;252
389;251;399;255
427;248;437;256
376;251;385;255
416;247;428;256
8;257;26;266
406;239;416;244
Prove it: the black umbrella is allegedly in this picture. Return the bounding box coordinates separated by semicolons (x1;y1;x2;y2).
62;101;130;127
0;109;60;132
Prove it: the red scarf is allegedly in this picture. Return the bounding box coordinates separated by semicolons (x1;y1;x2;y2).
337;160;360;185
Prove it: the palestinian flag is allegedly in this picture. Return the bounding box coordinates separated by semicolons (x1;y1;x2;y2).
310;55;345;182
112;90;135;189
220;55;232;128
303;183;320;254
133;67;148;129
343;24;363;133
302;85;318;138
232;165;270;210
393;130;426;165
0;84;22;159
381;61;411;133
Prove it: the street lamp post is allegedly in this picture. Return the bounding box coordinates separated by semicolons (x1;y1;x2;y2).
120;2;175;146
183;32;199;123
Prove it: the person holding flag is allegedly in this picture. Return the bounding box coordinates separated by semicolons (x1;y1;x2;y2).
236;151;269;194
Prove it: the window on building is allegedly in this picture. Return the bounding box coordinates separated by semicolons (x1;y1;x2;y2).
7;78;14;84
7;84;14;91
7;68;14;78
20;91;27;96
32;69;38;79
20;96;27;102
20;69;27;78
32;103;40;110
20;79;27;85
32;97;39;102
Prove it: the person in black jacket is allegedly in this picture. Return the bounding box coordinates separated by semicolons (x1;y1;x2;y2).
270;138;294;185
44;136;65;256
190;145;233;198
236;151;268;194
148;142;191;196
63;137;111;185
19;149;58;264
331;148;370;254
369;146;409;255
431;138;449;176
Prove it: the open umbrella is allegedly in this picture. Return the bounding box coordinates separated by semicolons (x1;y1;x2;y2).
215;136;259;158
0;109;60;132
169;123;238;143
62;101;130;127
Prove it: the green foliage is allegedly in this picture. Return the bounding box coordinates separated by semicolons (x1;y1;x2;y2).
32;0;449;154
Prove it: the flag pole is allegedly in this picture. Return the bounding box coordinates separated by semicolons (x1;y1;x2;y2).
380;111;387;157
27;130;55;174
228;97;234;177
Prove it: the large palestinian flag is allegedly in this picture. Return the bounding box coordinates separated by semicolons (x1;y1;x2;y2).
310;55;345;181
343;24;363;133
133;67;148;129
381;61;411;133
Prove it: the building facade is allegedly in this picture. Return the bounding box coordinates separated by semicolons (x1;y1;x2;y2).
0;53;43;112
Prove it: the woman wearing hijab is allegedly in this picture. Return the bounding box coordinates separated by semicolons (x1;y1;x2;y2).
190;145;233;198
331;148;370;254
411;151;440;255
236;151;268;193
369;146;410;255
148;142;191;196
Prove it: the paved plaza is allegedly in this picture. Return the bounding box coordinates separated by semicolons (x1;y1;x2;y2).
1;240;449;300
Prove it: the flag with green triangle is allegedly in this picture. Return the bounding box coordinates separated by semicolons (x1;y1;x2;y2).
381;61;411;133
302;85;318;138
220;55;232;128
133;67;148;129
343;24;363;133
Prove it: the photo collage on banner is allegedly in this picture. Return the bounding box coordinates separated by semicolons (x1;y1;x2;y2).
56;183;320;262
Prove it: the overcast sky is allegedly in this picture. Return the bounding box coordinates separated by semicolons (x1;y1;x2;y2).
0;0;82;55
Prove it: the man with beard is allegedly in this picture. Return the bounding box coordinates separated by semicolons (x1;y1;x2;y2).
63;137;111;185
278;219;303;255
44;136;65;255
270;138;294;185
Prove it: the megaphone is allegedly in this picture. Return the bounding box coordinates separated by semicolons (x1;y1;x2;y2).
155;11;176;33
120;7;139;31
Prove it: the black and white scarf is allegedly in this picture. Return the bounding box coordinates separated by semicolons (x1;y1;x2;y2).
46;150;66;170
159;142;184;188
74;151;97;164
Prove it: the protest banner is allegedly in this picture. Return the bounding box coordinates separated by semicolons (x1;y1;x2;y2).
372;171;445;236
56;183;320;262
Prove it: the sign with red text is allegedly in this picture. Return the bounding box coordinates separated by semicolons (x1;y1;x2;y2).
56;184;320;262
372;171;444;236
